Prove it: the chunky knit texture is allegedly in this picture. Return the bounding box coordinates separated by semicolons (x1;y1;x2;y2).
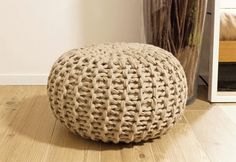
47;43;188;143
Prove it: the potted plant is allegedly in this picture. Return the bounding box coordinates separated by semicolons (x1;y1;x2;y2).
144;0;208;104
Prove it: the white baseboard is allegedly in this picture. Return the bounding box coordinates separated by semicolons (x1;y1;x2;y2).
0;74;48;85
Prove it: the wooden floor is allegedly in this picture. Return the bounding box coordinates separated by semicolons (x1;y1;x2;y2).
0;86;236;162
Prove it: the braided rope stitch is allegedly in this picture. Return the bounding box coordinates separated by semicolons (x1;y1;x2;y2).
47;43;188;143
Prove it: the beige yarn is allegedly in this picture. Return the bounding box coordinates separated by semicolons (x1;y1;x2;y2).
47;43;187;143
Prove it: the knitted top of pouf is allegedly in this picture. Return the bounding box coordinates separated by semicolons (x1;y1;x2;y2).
47;43;188;143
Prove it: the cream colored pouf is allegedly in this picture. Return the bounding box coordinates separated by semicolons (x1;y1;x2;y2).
47;43;187;143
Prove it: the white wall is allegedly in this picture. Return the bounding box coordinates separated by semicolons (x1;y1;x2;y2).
0;0;212;85
0;0;143;85
220;1;236;8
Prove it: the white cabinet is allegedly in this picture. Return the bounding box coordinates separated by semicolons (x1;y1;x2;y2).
208;0;236;102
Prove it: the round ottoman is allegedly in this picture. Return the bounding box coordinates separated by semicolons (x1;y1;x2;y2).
47;43;187;143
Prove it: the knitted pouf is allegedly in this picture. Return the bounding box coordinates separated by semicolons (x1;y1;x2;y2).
47;43;188;143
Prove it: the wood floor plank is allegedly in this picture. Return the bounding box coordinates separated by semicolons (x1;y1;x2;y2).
185;107;236;162
0;86;13;105
0;86;236;162
101;140;156;162
0;86;38;146
100;134;156;162
24;95;56;162
119;142;156;162
98;136;157;162
151;122;210;162
0;87;55;162
131;143;156;162
101;143;123;162
45;122;101;162
219;105;236;125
